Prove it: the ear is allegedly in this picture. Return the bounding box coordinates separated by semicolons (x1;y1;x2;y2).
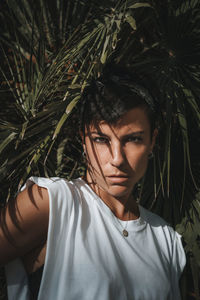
80;130;86;153
150;128;158;152
80;130;85;144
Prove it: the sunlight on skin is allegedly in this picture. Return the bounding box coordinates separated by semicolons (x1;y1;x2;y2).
82;108;157;220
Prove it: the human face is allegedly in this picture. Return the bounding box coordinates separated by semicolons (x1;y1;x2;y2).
83;108;157;202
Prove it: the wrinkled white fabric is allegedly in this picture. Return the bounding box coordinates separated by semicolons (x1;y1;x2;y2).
6;177;186;300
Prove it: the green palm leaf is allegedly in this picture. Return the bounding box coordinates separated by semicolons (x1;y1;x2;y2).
0;0;200;298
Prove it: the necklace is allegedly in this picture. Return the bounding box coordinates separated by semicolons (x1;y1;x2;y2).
84;177;131;237
116;211;130;237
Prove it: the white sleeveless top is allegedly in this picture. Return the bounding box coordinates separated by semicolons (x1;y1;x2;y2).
5;177;186;300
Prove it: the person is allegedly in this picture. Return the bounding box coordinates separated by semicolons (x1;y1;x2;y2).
0;66;186;300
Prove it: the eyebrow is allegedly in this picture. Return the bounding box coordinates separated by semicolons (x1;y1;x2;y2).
122;131;145;138
89;131;108;136
88;131;145;137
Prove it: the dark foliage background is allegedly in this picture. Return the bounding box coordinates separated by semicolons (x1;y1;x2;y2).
0;0;200;299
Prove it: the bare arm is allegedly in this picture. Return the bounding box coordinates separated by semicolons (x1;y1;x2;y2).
0;184;49;266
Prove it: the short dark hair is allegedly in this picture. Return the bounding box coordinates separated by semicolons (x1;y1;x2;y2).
80;65;158;138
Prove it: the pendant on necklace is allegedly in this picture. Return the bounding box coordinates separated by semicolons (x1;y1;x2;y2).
123;229;128;237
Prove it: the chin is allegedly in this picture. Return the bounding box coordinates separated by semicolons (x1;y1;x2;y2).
106;185;133;199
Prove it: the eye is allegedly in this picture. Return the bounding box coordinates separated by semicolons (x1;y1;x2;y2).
92;136;109;144
125;136;143;143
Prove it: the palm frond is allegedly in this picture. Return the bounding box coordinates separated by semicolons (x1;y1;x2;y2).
0;0;200;297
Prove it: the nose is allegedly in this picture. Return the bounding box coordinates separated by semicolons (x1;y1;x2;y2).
110;142;125;167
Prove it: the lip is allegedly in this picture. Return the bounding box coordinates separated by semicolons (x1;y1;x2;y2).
107;175;129;183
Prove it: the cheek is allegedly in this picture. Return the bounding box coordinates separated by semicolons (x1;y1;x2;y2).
127;146;149;169
86;142;109;168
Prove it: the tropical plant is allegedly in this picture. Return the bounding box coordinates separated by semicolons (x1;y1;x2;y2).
0;0;200;299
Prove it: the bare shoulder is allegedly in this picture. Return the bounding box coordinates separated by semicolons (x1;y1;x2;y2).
0;184;49;266
16;183;49;217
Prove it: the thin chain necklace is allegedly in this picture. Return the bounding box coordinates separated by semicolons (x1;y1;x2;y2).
83;176;131;237
116;211;130;237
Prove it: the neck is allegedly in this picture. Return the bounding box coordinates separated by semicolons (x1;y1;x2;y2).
84;172;140;221
98;188;140;220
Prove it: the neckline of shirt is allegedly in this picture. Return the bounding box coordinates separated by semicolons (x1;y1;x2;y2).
73;177;147;233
